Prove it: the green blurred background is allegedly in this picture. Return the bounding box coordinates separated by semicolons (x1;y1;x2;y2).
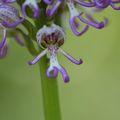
0;8;120;120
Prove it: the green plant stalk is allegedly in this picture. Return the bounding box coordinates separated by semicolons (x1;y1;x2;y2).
38;56;61;120
36;3;64;120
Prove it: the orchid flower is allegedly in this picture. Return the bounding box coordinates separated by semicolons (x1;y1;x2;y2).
29;24;83;82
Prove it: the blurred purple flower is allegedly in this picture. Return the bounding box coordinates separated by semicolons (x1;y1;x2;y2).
45;0;107;36
0;4;24;58
29;24;83;83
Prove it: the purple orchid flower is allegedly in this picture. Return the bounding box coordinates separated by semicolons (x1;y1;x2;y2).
29;24;83;83
22;0;40;18
0;4;24;58
46;0;107;36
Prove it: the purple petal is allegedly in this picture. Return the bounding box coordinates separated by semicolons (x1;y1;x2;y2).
43;0;53;4
22;2;40;18
69;16;89;36
0;29;7;48
22;3;28;17
2;0;16;3
28;49;47;65
2;17;24;28
0;42;8;59
46;67;59;78
60;48;83;65
110;2;120;10
93;0;110;8
78;13;105;29
59;65;70;83
46;0;62;17
111;0;120;3
33;5;40;18
75;0;96;7
86;13;108;27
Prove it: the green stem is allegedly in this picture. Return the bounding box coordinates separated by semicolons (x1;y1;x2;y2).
38;56;61;120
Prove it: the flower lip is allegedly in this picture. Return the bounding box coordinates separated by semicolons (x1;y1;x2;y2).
37;24;66;49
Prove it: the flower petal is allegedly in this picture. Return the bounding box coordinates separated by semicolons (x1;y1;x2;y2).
28;49;47;65
59;65;70;83
0;29;7;48
3;0;16;3
2;17;24;28
75;0;96;7
0;41;8;59
93;0;110;8
43;0;53;5
110;2;120;10
46;67;59;78
67;1;89;36
59;48;83;65
22;0;40;18
69;16;89;36
46;0;62;17
78;13;105;29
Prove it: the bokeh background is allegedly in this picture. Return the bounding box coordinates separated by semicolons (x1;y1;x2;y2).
0;8;120;120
